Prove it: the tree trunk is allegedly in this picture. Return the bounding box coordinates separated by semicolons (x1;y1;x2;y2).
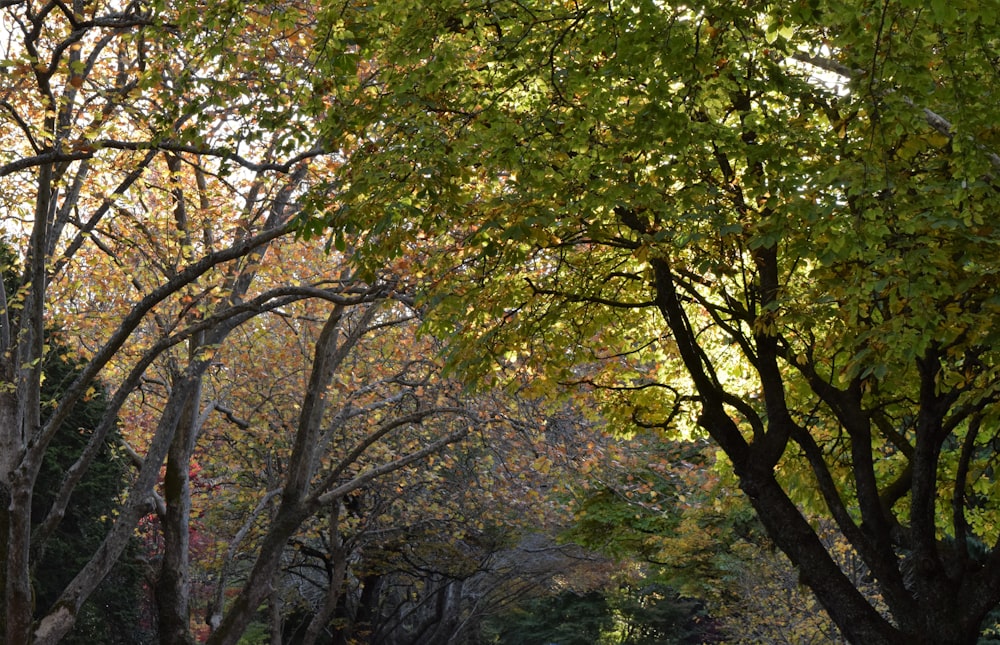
204;502;312;645
268;577;284;645
0;496;7;640
352;573;383;644
412;579;464;645
650;257;909;645
0;389;30;645
736;468;908;645
156;352;205;645
3;479;34;645
157;422;196;645
302;503;348;645
32;374;205;644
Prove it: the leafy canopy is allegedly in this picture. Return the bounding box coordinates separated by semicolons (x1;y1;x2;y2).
308;0;1000;642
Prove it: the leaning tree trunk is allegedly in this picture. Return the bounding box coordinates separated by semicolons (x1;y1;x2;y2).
205;502;313;645
650;256;909;645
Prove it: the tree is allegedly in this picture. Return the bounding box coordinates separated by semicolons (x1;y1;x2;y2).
194;320;593;645
34;345;150;644
483;590;614;645
0;0;466;642
1;2;609;643
0;243;149;642
316;1;1000;642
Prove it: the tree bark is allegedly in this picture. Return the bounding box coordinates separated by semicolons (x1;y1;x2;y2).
649;256;909;644
5;478;34;645
156;372;202;645
268;577;284;645
32;374;204;644
205;502;312;645
302;502;348;645
736;467;907;644
350;573;384;645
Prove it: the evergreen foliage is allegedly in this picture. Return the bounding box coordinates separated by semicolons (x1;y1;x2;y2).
33;345;150;644
0;241;149;643
482;590;613;645
481;586;715;645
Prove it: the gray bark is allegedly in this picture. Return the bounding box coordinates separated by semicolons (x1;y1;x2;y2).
301;502;348;645
33;374;205;644
156;372;201;645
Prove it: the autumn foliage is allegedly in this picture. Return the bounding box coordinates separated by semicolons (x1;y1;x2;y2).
5;0;1000;644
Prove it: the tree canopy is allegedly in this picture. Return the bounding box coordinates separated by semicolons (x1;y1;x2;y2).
312;0;1000;643
4;0;1000;643
0;0;555;643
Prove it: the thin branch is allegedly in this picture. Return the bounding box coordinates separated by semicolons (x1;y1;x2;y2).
524;277;656;309
207;488;283;633
952;413;982;560
314;423;475;507
97;139;329;174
